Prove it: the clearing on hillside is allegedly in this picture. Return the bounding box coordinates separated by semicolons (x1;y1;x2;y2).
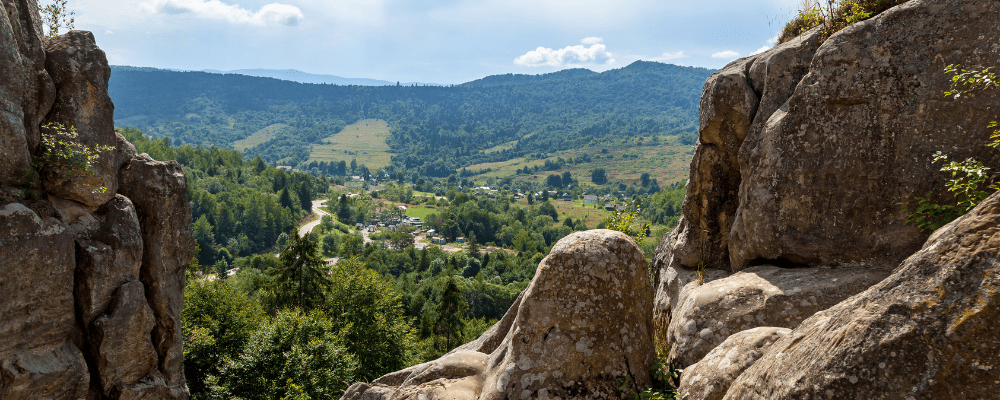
465;139;694;187
234;123;291;151
307;119;393;170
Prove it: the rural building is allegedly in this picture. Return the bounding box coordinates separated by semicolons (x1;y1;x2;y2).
583;195;598;203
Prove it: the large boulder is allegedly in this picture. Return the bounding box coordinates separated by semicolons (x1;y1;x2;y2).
0;203;88;399
343;230;655;400
0;0;55;187
40;30;118;208
651;27;823;275
722;189;1000;399
678;327;790;400
665;265;890;367
119;154;193;396
729;0;1000;270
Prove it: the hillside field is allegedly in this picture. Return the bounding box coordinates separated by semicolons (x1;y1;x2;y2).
307;119;394;169
234;123;291;151
466;137;694;188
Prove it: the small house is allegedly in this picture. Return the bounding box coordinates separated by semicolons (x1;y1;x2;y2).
604;203;615;211
456;237;465;244
426;229;436;237
583;195;598;204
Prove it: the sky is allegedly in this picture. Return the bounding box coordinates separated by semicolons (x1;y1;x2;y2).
68;0;805;85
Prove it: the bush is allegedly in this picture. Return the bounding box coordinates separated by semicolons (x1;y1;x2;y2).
778;0;909;44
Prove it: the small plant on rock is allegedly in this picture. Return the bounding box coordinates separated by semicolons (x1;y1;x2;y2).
33;122;115;194
38;0;75;38
902;65;1000;232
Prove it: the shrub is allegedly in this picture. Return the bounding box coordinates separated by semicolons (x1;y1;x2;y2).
778;0;910;44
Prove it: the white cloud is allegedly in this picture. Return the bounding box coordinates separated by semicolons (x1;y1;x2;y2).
146;0;304;26
105;29;114;34
650;51;688;61
514;43;615;67
711;50;740;59
581;36;603;45
750;35;780;55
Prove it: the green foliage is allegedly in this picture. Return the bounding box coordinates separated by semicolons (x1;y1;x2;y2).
433;276;468;352
604;202;650;243
779;0;908;44
617;353;683;400
33;123;115;194
902;65;999;232
325;258;414;381
217;310;357;400
591;168;608;185
182;279;265;397
37;0;75;38
269;233;332;311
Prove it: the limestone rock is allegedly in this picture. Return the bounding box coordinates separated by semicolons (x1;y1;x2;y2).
118;154;193;395
39;30;118;207
0;203;88;398
90;281;159;396
678;327;790;400
666;265;890;367
723;190;1000;400
729;0;1000;270
343;230;655;400
0;0;55;186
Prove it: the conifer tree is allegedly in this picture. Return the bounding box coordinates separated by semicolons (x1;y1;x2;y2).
433;276;467;351
270;233;332;310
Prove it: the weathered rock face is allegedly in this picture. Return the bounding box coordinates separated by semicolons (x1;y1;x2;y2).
678;327;790;400
342;230;655;400
0;203;88;399
723;189;1000;400
651;27;823;275
729;0;1000;270
40;30;118;208
119;154;194;393
0;0;55;186
665;265;890;367
0;3;192;398
652;0;1000;380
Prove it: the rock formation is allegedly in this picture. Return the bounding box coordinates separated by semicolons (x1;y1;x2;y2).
0;3;192;397
678;327;789;400
723;189;1000;399
342;230;654;400
665;265;889;367
654;0;1000;398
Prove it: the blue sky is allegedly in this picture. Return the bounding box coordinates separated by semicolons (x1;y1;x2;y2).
70;0;803;84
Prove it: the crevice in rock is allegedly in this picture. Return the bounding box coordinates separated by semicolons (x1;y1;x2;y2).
747;256;812;269
743;57;764;124
72;241;106;397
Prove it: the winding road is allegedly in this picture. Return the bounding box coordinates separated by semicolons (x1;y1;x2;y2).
298;199;330;237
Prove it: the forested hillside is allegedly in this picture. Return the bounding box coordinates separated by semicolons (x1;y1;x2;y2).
109;62;713;176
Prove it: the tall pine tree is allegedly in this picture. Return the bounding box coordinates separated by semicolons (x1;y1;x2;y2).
270;233;332;310
433;276;467;351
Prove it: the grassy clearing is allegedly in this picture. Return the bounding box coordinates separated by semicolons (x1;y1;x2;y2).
404;206;442;219
467;139;694;187
234;123;291;151
307;119;394;169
